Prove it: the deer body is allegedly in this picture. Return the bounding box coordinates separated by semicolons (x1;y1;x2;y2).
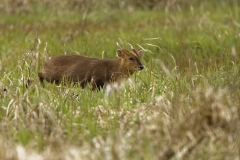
38;48;144;89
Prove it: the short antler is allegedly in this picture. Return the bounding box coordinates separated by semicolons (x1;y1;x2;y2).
126;43;134;50
116;42;122;50
127;43;140;55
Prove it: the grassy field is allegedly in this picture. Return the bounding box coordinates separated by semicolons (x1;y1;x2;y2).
0;0;240;159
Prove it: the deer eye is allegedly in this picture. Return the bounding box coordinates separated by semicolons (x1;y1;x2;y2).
129;57;134;61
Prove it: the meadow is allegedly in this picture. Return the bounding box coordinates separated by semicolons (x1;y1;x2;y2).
0;0;240;159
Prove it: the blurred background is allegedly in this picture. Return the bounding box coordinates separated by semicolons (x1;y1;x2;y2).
0;0;237;14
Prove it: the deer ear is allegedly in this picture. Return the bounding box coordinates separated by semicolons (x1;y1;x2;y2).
137;50;143;57
116;49;124;58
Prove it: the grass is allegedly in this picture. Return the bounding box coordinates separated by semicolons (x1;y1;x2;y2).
0;0;240;159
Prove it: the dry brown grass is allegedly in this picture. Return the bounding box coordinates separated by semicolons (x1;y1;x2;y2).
1;84;239;159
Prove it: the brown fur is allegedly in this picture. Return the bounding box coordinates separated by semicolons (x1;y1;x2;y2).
38;48;144;89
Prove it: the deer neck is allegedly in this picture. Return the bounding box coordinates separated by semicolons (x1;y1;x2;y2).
119;59;133;76
109;59;129;81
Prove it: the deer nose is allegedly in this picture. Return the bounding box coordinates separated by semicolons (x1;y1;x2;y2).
139;65;144;70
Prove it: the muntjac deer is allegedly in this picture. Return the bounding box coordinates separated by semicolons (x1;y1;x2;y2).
38;48;144;89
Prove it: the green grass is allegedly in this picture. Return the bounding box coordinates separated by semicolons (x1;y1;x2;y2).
0;0;240;159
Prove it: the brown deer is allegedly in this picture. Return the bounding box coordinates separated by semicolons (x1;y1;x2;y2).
38;47;144;89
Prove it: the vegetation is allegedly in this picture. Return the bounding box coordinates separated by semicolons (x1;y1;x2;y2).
0;0;239;159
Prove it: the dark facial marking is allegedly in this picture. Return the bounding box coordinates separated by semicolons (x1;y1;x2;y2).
129;51;144;70
129;57;134;61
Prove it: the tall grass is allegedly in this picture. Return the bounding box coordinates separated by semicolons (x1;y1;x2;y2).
0;0;240;159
